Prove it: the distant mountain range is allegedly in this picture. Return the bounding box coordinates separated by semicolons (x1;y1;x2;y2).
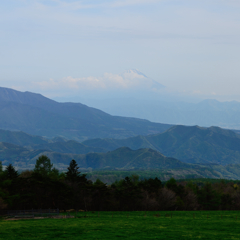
1;125;240;167
0;129;64;146
2;86;240;180
0;129;105;154
1;126;240;179
0;87;171;141
1;140;240;180
0;141;187;169
82;125;240;165
84;98;240;130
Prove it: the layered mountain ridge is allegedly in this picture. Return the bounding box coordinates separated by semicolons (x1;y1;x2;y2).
0;87;171;141
0;142;188;170
1;124;240;166
1;86;240;180
83;125;240;165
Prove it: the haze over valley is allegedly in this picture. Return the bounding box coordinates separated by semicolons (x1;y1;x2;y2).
1;0;240;182
0;87;239;181
4;3;240;232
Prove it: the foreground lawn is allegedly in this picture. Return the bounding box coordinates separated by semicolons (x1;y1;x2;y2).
1;211;240;239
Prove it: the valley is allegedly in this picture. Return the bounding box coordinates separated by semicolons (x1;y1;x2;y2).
1;87;240;181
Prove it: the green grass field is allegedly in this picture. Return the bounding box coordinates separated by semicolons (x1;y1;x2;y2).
1;211;240;239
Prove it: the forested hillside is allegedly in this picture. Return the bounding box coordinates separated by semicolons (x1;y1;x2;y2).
1;158;240;211
3;125;240;167
83;125;240;165
0;144;188;170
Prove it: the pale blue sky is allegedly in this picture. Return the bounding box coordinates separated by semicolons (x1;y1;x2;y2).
1;0;240;101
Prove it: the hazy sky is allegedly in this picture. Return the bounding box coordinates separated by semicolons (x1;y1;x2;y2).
1;0;240;101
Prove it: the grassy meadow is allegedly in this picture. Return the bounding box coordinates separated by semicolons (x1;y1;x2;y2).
1;211;240;239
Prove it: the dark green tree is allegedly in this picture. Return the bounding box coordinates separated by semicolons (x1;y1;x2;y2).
166;177;185;197
34;155;53;176
66;159;86;182
112;176;142;211
197;182;221;210
4;164;19;179
140;177;162;193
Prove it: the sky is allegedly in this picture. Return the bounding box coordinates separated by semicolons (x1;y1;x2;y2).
1;0;240;102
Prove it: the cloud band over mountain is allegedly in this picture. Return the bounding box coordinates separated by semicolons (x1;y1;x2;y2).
33;69;165;91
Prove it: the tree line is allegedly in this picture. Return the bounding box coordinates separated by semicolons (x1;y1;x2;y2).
0;155;240;211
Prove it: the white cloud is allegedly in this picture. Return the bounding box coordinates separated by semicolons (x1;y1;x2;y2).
1;0;240;102
33;69;165;91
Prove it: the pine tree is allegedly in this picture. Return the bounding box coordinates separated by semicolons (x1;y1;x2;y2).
5;164;19;179
66;159;87;182
34;155;53;176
